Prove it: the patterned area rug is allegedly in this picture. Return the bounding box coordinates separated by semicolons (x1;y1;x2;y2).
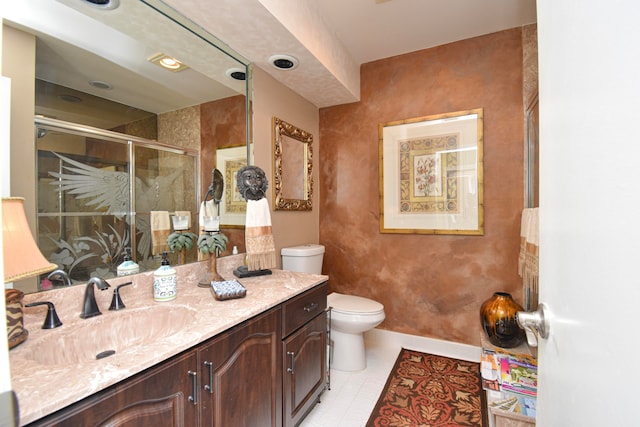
367;348;486;427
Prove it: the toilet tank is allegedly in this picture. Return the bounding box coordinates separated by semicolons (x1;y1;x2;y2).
281;244;325;274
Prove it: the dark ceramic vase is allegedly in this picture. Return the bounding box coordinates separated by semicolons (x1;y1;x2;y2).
480;292;525;348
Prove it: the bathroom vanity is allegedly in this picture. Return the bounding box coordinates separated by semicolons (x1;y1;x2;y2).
10;255;328;426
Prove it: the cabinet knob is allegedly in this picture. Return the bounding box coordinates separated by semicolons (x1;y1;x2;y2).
303;302;318;313
203;361;214;394
187;371;198;405
287;351;295;374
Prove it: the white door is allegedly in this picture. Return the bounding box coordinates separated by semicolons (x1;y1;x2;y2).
536;1;640;425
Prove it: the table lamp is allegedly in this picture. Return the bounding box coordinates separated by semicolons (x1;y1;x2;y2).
3;197;58;348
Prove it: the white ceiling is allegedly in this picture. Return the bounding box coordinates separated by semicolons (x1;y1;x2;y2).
4;0;537;114
165;0;537;107
313;0;538;65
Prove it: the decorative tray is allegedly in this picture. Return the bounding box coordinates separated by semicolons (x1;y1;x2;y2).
210;280;247;301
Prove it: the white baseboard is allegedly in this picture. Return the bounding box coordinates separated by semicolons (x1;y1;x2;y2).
364;328;482;362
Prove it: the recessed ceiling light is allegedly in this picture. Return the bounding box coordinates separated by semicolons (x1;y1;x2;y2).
225;68;246;81
58;94;82;103
269;54;299;70
148;53;189;73
89;80;113;90
82;0;120;10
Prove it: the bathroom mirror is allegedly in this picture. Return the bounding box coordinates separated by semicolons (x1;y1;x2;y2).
272;117;313;211
525;94;539;208
3;0;251;292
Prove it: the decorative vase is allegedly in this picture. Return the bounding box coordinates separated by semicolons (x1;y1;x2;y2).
480;292;525;348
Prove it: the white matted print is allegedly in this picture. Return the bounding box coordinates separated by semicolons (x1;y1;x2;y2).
379;109;483;235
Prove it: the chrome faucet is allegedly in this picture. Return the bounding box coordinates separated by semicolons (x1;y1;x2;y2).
47;269;71;286
80;278;111;319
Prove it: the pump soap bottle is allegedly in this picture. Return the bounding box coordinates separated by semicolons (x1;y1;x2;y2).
117;248;139;277
153;252;177;302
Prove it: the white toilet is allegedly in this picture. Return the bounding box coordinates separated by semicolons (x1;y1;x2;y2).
326;292;385;371
281;244;386;372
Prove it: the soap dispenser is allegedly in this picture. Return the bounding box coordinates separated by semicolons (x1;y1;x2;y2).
153;252;177;302
117;248;139;277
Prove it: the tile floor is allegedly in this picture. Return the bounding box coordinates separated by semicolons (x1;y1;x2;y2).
300;329;481;427
299;336;402;427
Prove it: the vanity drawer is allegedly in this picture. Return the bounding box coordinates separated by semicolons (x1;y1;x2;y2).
282;281;327;337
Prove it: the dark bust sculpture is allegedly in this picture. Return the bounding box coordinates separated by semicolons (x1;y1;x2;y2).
236;165;268;201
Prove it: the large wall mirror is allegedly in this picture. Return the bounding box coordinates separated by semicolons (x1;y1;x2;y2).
3;0;252;293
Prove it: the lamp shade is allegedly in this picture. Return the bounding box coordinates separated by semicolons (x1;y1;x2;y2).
2;197;57;283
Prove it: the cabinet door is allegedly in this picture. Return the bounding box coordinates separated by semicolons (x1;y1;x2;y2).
199;307;282;427
283;311;327;427
28;351;199;427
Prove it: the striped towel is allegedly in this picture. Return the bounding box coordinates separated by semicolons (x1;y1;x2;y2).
151;211;170;256
518;208;539;309
245;198;276;271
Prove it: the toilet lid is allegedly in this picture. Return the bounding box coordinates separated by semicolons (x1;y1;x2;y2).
327;292;384;315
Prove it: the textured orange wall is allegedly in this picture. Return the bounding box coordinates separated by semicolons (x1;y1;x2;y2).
319;28;525;346
251;67;320;265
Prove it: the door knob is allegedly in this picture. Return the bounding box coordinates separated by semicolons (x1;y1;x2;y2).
516;303;549;347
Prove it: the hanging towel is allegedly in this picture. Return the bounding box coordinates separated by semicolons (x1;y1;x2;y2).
151;211;171;256
245;198;276;271
518;208;539;309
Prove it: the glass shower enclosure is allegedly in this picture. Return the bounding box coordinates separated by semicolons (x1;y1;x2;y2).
36;117;198;287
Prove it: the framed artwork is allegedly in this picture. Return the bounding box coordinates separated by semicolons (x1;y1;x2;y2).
216;144;252;227
379;109;484;235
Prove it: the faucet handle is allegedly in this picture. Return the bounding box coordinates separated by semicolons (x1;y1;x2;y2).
25;301;63;329
109;282;133;311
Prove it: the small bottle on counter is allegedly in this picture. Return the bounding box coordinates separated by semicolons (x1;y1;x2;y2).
117;248;139;277
232;245;238;255
153;251;177;302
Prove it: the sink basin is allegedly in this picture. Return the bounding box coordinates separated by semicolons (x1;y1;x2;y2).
20;305;196;365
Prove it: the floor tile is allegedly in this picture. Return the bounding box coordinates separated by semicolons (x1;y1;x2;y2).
300;340;401;427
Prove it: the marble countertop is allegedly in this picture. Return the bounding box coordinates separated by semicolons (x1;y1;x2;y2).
10;255;328;426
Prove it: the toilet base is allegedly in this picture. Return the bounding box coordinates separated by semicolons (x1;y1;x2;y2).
331;329;366;372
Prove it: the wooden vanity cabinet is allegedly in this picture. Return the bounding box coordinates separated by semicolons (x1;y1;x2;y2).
27;308;282;427
282;282;328;427
198;306;282;427
25;282;327;427
27;350;199;427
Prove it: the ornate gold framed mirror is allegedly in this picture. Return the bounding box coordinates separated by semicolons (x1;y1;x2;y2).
272;117;313;211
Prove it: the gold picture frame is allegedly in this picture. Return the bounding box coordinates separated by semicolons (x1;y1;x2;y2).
216;145;252;227
379;109;484;235
272;117;313;211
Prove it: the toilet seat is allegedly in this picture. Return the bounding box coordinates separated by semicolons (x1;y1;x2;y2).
328;292;384;315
